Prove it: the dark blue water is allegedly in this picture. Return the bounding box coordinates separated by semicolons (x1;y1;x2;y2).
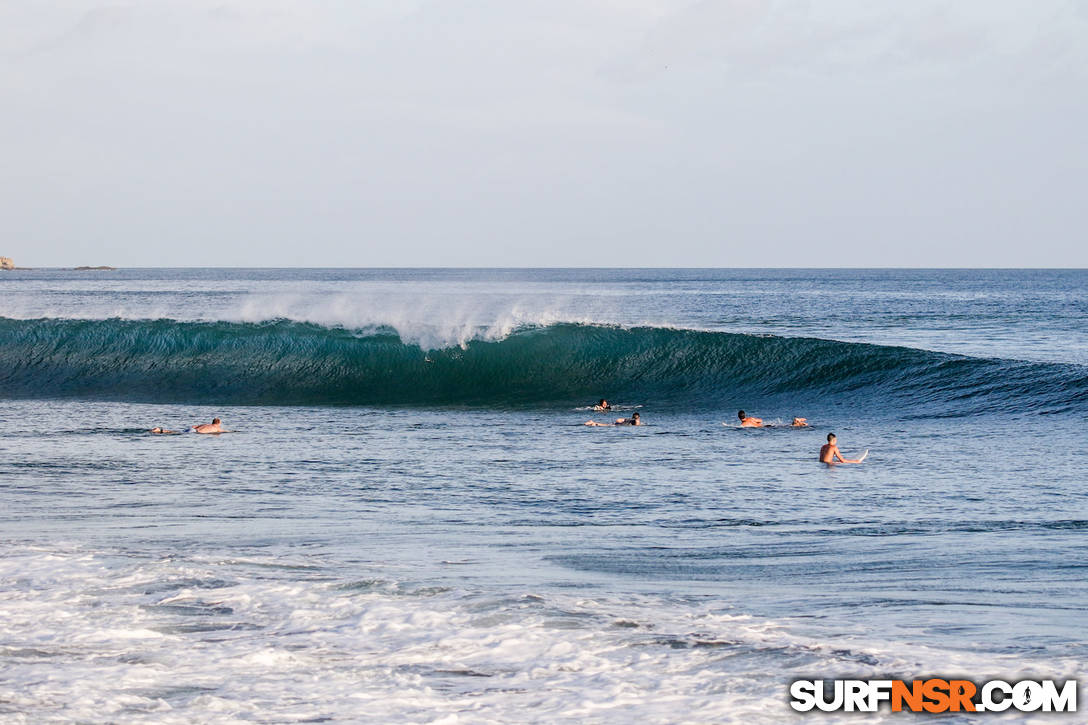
1;269;1085;723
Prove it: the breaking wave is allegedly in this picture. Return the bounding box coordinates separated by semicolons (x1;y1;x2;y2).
0;318;1084;413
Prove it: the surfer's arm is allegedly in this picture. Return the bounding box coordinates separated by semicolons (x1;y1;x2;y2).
834;449;863;464
831;447;852;464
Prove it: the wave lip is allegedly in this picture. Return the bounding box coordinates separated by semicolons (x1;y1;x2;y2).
0;317;1084;413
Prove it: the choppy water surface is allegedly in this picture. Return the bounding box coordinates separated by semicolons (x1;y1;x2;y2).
0;269;1086;723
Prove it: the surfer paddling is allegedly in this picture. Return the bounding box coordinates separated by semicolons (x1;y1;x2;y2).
738;410;763;427
819;433;866;464
189;418;225;434
585;412;641;426
737;411;808;427
150;418;227;434
593;399;612;411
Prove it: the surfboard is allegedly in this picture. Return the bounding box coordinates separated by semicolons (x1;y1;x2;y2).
858;449;869;462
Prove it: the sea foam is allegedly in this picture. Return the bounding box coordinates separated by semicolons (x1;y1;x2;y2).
2;545;1076;724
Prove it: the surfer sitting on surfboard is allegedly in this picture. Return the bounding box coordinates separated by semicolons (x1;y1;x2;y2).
820;433;866;464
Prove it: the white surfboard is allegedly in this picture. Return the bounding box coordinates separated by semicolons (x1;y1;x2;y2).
858;449;869;462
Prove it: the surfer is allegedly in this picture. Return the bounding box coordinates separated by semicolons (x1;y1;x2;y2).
738;410;763;427
149;427;180;434
819;433;865;464
593;399;612;411
737;411;808;427
191;418;224;434
585;412;641;426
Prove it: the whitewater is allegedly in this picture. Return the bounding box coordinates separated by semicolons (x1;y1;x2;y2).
1;268;1086;723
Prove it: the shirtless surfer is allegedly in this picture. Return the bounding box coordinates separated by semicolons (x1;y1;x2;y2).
593;399;612;411
737;410;763;427
819;433;865;464
191;418;224;434
585;412;641;426
149;427;179;434
737;411;808;427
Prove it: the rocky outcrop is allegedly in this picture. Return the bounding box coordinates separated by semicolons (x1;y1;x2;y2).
0;257;14;270
73;265;117;271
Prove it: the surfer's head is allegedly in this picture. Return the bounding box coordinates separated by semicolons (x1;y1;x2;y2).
212;418;221;425
632;412;640;421
737;410;746;420
598;399;608;407
827;433;836;443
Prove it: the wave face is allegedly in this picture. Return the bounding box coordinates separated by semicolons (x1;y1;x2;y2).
0;318;1085;413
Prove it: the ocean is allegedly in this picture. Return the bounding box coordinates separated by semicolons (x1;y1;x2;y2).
1;268;1085;723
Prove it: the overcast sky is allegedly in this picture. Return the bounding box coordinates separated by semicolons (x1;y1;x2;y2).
2;1;1086;267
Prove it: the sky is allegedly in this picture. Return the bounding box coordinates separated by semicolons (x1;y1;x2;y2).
1;1;1086;267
